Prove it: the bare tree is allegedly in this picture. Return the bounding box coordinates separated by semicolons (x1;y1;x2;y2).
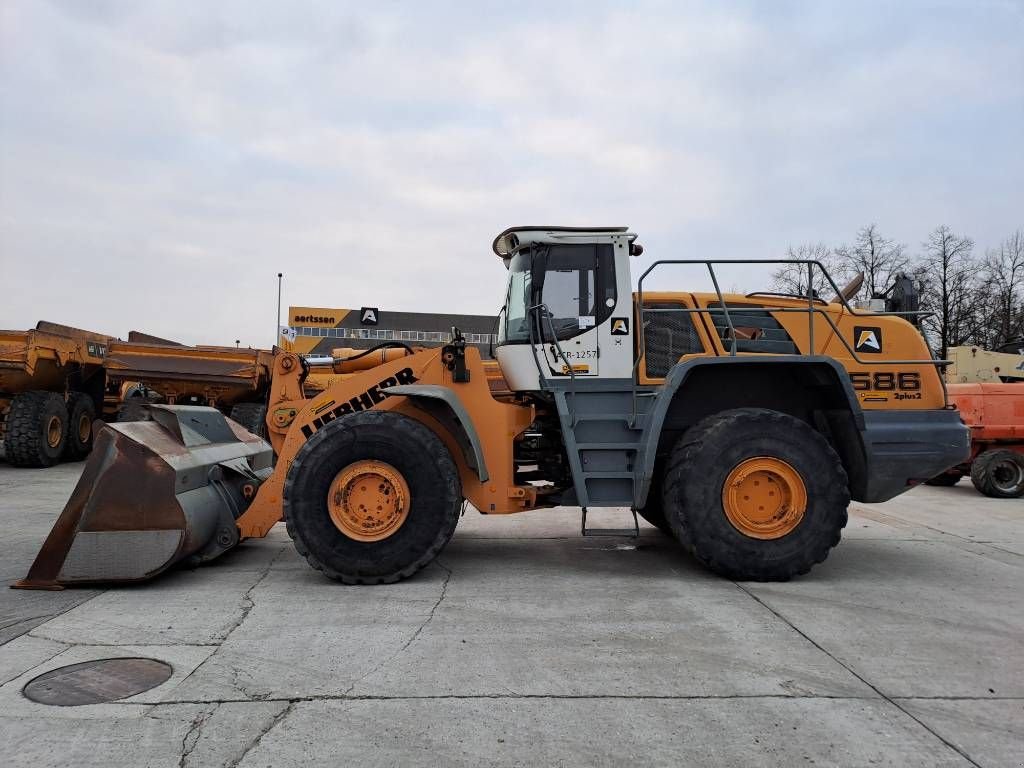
916;226;976;357
771;243;850;298
836;224;909;300
977;230;1024;348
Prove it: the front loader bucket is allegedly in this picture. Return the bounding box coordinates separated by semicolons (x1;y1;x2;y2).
13;405;273;589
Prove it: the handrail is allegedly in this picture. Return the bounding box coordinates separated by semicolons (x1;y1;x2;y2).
527;302;580;425
631;259;946;416
640;304;950;367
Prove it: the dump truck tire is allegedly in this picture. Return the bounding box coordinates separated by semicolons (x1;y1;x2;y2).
663;408;849;581
117;401;152;422
63;392;97;461
5;391;68;468
970;449;1024;499
284;410;462;585
229;402;267;438
925;472;962;487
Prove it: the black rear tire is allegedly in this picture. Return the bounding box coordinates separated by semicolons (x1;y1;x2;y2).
637;467;671;535
229;402;268;438
663;408;849;581
62;392;97;461
925;472;962;487
284;410;462;584
970;449;1024;499
5;391;68;467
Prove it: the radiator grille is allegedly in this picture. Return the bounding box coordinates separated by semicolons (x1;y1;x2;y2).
643;303;704;378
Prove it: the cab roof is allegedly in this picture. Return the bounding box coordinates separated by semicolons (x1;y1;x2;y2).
491;226;634;257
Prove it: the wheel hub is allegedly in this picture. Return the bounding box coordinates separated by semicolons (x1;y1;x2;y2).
991;459;1023;493
328;460;410;541
722;457;807;539
46;415;62;449
77;413;91;443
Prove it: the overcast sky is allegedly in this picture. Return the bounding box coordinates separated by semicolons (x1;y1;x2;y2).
1;0;1021;346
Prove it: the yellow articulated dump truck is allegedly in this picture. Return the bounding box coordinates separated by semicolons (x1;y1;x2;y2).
0;322;110;467
17;226;969;589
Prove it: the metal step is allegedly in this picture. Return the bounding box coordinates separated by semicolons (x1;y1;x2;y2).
581;508;639;538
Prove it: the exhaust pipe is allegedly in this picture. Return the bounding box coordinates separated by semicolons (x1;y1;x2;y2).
13;405;273;589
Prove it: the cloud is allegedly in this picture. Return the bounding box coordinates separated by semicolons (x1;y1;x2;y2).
1;0;1021;345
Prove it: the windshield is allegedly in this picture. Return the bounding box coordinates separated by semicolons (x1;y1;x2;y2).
497;245;614;345
498;251;532;343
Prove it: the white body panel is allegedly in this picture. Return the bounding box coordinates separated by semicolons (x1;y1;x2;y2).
495;230;636;392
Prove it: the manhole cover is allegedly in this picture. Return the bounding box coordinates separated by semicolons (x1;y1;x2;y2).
22;657;173;706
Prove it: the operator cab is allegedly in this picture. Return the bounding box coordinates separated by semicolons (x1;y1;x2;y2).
493;226;639;391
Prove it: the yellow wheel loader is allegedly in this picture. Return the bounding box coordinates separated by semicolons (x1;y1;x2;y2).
16;227;970;588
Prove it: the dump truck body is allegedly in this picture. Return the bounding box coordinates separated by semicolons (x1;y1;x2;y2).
19;226;970;588
102;340;276;411
0;323;110;467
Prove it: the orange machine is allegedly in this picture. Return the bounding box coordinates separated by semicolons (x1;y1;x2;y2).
18;226;970;590
928;384;1023;497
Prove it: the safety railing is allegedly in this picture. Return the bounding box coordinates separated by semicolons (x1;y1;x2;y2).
629;259;945;426
527;302;581;425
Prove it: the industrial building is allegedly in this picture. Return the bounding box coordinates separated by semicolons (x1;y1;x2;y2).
283;306;497;357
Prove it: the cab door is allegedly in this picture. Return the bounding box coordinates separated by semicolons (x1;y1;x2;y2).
535;245;615;378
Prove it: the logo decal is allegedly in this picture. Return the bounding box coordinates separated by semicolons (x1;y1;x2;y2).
300;367;418;438
610;317;630;335
854;326;883;353
360;307;379;325
293;315;336;324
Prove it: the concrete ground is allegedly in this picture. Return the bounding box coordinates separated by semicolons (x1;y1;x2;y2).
0;463;1021;767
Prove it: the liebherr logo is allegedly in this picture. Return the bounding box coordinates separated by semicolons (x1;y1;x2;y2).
300;367;419;438
854;326;883;354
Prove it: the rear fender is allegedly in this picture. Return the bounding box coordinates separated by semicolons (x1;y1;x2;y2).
635;356;865;507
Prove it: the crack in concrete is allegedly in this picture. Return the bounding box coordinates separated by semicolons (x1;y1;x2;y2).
226;699;294;768
341;561;451;697
178;702;219;768
216;545;288;643
0;642;70;687
132;692;895;706
733;581;985;768
0;588;105;648
851;506;1022;564
0;614;52;632
24;631;220;648
171;545;288;698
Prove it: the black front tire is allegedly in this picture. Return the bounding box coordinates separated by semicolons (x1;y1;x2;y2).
229;402;268;438
63;392;97;461
970;449;1024;499
663;408;849;581
4;391;68;467
284;410;462;584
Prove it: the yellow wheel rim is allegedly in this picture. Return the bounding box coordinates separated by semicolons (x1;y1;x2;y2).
328;460;410;542
722;457;807;540
46;416;63;448
77;413;91;443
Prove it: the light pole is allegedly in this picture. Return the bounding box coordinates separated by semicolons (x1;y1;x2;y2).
276;272;283;348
